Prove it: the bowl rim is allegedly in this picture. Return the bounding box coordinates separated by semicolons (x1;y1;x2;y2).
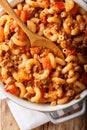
0;81;87;112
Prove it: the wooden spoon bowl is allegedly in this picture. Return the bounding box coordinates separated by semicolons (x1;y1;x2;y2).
0;0;64;59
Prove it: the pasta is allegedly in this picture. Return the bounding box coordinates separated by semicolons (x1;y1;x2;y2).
0;0;87;106
25;59;40;70
43;29;58;41
57;96;69;105
62;62;73;74
30;87;42;103
48;53;56;68
52;77;66;85
15;82;26;98
27;20;37;33
33;69;50;80
66;73;79;84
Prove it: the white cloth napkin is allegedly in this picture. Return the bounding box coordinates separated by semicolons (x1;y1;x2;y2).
0;92;49;130
0;91;83;130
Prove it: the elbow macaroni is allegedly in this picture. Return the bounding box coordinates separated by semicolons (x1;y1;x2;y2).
0;0;86;106
15;82;26;98
30;87;42;103
33;69;50;80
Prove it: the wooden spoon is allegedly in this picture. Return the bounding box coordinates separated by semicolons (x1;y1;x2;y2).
0;0;64;59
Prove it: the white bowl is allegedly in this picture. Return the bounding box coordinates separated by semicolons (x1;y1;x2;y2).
0;81;87;112
0;0;87;112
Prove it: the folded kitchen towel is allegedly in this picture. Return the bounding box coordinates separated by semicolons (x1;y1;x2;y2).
7;99;49;130
0;92;49;130
0;91;82;130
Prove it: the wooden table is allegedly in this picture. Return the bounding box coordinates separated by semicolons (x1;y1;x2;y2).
0;99;87;130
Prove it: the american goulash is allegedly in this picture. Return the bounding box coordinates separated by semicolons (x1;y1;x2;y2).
0;0;87;105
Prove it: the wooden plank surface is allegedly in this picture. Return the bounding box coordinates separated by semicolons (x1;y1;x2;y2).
0;100;87;130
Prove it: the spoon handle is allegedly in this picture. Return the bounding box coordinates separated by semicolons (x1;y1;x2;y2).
0;0;64;59
0;0;35;41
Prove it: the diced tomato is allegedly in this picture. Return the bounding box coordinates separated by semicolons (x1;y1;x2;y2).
0;26;4;42
69;3;79;17
5;85;17;95
0;74;2;79
15;9;21;17
15;9;28;23
82;72;87;85
18;29;27;41
30;47;41;56
42;0;50;8
53;2;65;11
42;16;48;25
41;56;53;70
20;10;28;23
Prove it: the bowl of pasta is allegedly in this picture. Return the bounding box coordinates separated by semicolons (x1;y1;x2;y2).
0;0;87;114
